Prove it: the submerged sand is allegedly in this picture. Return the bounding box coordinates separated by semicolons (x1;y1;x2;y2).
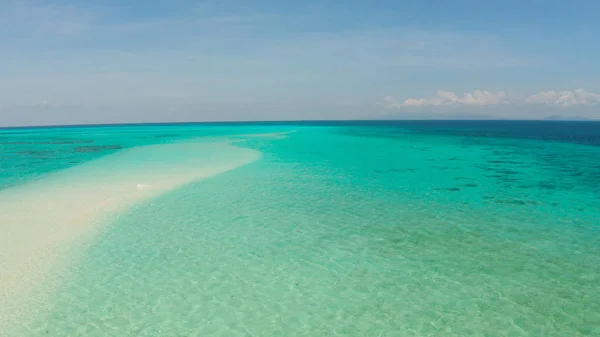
0;141;260;334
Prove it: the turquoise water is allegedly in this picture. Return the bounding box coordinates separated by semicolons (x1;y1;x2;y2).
1;121;599;336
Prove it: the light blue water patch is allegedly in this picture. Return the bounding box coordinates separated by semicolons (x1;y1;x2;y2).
3;122;600;336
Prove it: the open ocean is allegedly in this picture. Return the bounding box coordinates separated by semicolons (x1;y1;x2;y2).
1;121;599;336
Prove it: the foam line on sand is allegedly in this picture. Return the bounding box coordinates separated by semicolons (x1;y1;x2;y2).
0;141;261;334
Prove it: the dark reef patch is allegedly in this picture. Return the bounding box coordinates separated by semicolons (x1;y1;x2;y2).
434;187;461;192
74;145;123;153
486;160;523;165
494;169;520;175
538;182;557;190
17;150;52;156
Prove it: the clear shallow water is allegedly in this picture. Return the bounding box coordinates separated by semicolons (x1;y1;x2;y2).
1;121;599;336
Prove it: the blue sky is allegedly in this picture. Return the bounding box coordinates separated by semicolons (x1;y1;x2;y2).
1;0;600;125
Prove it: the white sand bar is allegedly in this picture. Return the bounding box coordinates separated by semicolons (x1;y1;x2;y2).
0;141;261;334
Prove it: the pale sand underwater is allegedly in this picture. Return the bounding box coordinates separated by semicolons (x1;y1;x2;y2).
0;140;260;334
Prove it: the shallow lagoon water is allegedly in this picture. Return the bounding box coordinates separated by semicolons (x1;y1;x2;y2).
1;121;599;336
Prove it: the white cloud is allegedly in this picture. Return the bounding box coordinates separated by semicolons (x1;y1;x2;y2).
525;89;600;106
386;90;511;108
386;89;600;109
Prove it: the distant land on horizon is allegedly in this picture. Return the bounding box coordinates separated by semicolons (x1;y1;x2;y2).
380;111;598;121
542;115;595;121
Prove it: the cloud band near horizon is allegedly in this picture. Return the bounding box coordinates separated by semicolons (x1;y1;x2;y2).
385;89;600;108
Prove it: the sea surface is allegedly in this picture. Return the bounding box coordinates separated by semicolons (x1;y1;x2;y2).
0;121;599;336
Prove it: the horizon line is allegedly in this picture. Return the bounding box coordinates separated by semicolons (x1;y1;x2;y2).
1;118;598;131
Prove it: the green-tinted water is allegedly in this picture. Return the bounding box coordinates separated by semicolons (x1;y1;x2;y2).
1;122;599;336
